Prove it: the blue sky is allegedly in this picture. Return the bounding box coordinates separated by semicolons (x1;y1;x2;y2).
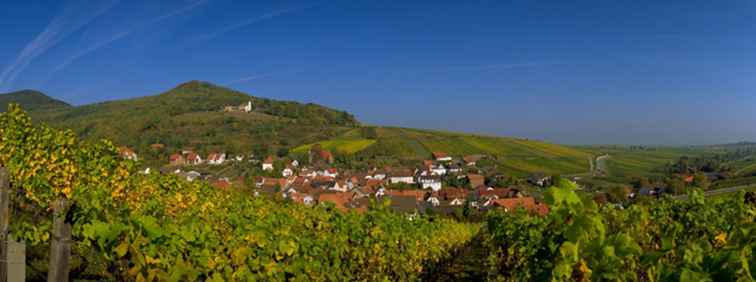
1;0;754;145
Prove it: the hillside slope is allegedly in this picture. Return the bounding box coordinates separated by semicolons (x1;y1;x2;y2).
25;81;358;159
295;127;594;176
0;90;71;112
7;81;594;176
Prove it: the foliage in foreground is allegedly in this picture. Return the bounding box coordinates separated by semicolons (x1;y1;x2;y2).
485;179;756;281
0;104;478;281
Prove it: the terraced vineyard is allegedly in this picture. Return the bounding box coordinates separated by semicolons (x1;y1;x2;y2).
299;127;594;176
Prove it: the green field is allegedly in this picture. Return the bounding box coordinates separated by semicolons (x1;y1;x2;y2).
299;126;594;176
580;146;712;180
292;138;377;154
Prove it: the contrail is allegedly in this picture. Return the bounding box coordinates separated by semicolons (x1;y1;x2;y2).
0;0;119;90
226;74;271;85
189;4;318;44
51;0;209;75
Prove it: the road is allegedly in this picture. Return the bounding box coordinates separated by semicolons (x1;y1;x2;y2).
594;154;610;176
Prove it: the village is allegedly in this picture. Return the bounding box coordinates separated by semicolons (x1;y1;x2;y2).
117;143;551;218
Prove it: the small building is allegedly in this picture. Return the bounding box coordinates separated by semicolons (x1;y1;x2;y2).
119;146;138;161
262;156;275;171
432;152;452;162
463;154;485;166
467;174;486;188
492;197;549;216
282;166;294;177
207;153;226;165
186;153;203;165
389;168;415;184
169;154;185;166
418;175;442;191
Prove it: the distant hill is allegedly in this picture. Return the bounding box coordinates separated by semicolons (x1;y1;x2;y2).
0;90;71;112
22;81;358;165
9;81;595;175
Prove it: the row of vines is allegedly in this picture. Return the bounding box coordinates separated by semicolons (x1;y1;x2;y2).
484;178;756;281
0;104;478;281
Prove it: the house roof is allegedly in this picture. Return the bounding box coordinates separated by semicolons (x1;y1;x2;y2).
440;187;468;200
432;152;449;159
467;174;485;188
319;150;333;160
119;146;136;156
318;192;355;212
387;189;426;201
492;197;549;216
463;154;484;164
170;153;184;161
263;155;274;164
390;168;415;178
208;153;224;161
186;153;201;161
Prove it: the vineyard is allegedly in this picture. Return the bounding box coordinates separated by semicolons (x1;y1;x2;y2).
0;104;478;281
484;179;756;281
1;104;755;281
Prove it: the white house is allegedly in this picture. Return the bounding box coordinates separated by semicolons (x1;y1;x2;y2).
119;147;138;161
330;181;349;192
262;156;274;171
291;160;299;167
426;196;440;207
418;176;442;191
389;169;415;184
234;155;244;162
432;152;452;162
431;164;447;176
319;168;338;178
450;198;465;206
207;153;226;165
282;167;294;177
186;153;203;165
241;101;252;112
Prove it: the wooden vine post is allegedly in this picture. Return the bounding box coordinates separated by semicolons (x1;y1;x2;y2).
0;167;9;282
47;197;72;282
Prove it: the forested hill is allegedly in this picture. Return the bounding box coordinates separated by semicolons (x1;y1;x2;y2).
4;81;359;157
0;81;594;176
0;90;71;112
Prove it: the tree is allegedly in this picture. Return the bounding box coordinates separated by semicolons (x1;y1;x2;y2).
276;147;289;158
692;172;711;190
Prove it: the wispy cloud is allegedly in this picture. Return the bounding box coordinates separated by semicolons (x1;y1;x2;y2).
0;0;119;90
51;0;209;75
226;73;272;86
189;4;316;44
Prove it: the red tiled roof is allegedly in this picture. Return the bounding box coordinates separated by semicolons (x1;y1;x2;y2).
440;187;468;200
432;152;448;159
264;155;274;164
170;154;184;162
207;153;223;161
186;153;200;161
386;189;426;201
492;197;549;216
119;146;136;157
318;192;355;211
468;174;485;188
